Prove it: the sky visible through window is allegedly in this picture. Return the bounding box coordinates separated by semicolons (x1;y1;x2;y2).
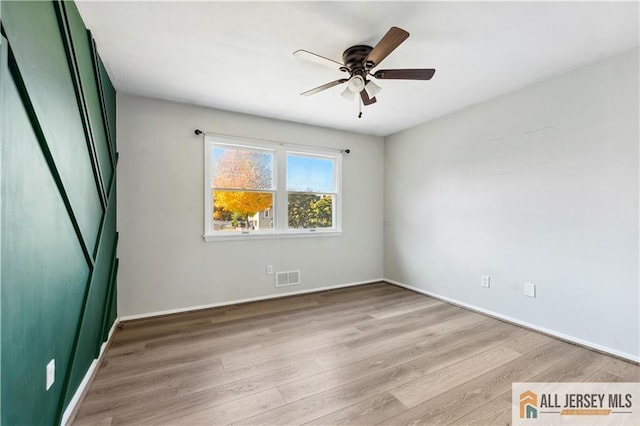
287;155;334;193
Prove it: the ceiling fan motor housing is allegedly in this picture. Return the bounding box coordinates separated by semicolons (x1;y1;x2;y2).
342;45;373;77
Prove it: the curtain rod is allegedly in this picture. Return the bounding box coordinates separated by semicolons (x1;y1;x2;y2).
194;129;350;154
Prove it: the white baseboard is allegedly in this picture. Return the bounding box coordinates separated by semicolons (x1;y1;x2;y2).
61;320;119;426
119;278;385;322
385;279;640;364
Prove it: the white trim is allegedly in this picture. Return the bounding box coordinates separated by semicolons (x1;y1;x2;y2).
119;279;383;322
196;131;347;155
203;137;211;237
204;230;342;242
61;320;119;426
385;279;640;364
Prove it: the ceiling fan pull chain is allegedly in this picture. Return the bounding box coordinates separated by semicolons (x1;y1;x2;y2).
358;96;363;118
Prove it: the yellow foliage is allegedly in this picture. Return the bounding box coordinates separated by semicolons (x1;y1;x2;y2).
214;190;272;216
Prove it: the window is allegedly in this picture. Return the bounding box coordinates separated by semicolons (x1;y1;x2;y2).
287;154;336;230
210;144;275;233
204;135;341;240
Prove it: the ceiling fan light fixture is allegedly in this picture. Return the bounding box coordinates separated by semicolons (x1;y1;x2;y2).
365;80;381;97
347;75;365;93
340;86;355;101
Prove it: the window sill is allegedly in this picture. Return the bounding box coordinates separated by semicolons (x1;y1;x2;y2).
203;231;342;242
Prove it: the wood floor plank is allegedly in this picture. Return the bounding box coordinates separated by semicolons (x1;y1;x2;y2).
603;357;640;381
101;365;319;424
178;359;325;399
73;415;113;426
448;399;512;426
313;314;492;371
279;319;521;403
499;328;557;354
108;336;249;367
234;336;524;425
220;327;363;368
348;304;466;349
71;283;640;426
388;345;521;408
442;347;621;426
84;355;223;401
113;284;393;346
86;360;324;423
304;392;407;426
382;340;580;425
369;297;443;319
76;373;180;420
156;388;286;426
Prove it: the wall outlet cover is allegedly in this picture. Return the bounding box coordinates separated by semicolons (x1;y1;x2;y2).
524;282;536;298
46;359;55;390
481;275;490;288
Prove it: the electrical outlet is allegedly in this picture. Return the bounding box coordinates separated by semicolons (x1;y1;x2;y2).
481;275;490;288
46;359;55;391
524;282;536;298
266;264;273;274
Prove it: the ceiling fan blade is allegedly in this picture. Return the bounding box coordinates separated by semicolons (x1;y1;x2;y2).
364;26;410;68
360;90;377;106
373;69;436;80
301;79;348;96
293;50;343;69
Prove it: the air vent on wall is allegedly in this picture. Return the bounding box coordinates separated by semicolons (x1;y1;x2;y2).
275;270;301;287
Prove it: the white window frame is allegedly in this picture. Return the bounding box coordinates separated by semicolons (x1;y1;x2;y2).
204;134;342;241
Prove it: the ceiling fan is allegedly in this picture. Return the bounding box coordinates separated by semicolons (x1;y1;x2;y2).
294;26;435;115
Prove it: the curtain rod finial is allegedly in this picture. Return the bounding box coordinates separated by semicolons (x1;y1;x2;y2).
194;129;203;136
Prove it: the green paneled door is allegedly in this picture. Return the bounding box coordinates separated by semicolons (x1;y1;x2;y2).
1;1;118;424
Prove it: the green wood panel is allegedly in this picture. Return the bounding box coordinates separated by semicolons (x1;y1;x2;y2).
104;257;119;342
1;55;90;426
2;2;118;424
2;0;103;252
0;34;7;424
96;53;117;156
62;1;113;195
64;181;117;407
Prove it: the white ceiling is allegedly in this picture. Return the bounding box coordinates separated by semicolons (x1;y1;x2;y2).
76;1;639;137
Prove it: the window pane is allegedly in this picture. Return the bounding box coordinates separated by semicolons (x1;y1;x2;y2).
287;154;334;193
213;146;274;190
213;190;274;231
288;193;333;229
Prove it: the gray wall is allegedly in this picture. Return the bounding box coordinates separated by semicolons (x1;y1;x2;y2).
116;49;638;361
116;94;384;317
384;48;639;360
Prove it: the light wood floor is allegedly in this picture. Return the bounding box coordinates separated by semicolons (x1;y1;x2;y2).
73;282;639;425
